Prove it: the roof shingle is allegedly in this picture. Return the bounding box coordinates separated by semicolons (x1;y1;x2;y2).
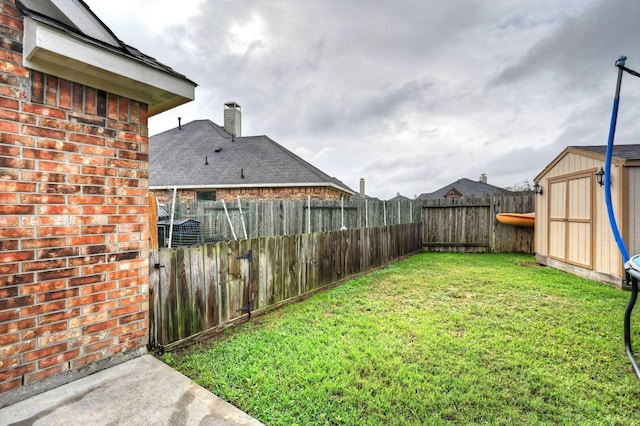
417;178;506;200
149;120;353;193
572;144;640;160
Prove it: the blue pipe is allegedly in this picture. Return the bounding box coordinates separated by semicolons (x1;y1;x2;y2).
606;55;640;379
605;55;629;263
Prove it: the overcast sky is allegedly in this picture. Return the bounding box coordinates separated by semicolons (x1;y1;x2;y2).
85;0;640;200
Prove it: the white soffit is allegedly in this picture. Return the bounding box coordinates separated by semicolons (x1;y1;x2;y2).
22;17;195;116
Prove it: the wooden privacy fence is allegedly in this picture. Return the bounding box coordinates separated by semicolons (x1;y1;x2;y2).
422;195;535;253
159;197;422;245
148;222;422;350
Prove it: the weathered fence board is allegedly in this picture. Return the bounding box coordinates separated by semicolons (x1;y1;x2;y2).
149;222;422;350
160;195;534;254
421;195;534;253
204;244;218;327
161;198;422;243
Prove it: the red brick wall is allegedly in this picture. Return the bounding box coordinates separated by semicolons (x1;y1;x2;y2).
0;1;150;397
154;185;348;204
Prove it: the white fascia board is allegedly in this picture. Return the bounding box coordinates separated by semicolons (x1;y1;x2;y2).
150;182;355;195
23;17;195;116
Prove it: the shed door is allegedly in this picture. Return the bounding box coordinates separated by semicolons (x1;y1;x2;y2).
548;174;593;268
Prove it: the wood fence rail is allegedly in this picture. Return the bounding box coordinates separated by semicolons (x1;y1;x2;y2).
148;222;422;351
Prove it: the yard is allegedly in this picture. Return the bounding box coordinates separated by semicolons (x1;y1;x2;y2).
161;253;640;425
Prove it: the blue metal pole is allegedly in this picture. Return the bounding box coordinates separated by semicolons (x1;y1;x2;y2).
604;55;629;263
606;55;640;379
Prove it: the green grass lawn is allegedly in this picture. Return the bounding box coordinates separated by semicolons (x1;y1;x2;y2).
161;253;640;425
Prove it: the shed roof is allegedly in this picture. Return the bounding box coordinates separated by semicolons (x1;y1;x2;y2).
535;144;640;181
149;119;354;194
573;144;640;160
416;178;506;200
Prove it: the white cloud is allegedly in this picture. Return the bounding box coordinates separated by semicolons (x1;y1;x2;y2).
226;13;266;56
84;0;640;199
87;0;205;38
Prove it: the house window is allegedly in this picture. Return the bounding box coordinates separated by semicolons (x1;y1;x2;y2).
196;191;217;201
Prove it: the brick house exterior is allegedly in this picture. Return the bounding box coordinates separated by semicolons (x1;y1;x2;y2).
0;0;194;404
153;186;347;205
150;111;354;204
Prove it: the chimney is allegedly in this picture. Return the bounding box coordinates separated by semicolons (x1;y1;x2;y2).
479;173;487;184
224;102;241;137
359;178;365;198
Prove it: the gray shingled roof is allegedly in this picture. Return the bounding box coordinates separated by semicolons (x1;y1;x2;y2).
388;194;411;202
351;193;380;201
573;144;640;160
149;120;354;193
417;178;506;200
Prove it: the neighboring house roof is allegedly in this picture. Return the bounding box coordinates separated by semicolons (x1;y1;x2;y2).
351;193;381;201
149;120;354;195
535;144;640;182
388;193;411;202
16;0;196;115
417;178;506;200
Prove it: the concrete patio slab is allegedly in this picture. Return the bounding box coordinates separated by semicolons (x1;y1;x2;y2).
0;354;263;426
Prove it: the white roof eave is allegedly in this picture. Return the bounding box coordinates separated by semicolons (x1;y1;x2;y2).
23;17;195;116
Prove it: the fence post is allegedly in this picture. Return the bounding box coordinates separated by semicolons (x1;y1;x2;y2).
410;201;413;223
168;187;177;248
148;192;158;250
280;200;286;236
384;201;387;226
222;199;238;241
365;198;369;228
490;196;497;252
237;196;248;240
307;195;311;234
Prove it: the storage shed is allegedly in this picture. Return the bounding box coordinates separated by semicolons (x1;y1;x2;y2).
534;144;640;287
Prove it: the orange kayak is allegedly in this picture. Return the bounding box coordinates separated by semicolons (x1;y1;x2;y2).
496;213;535;227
